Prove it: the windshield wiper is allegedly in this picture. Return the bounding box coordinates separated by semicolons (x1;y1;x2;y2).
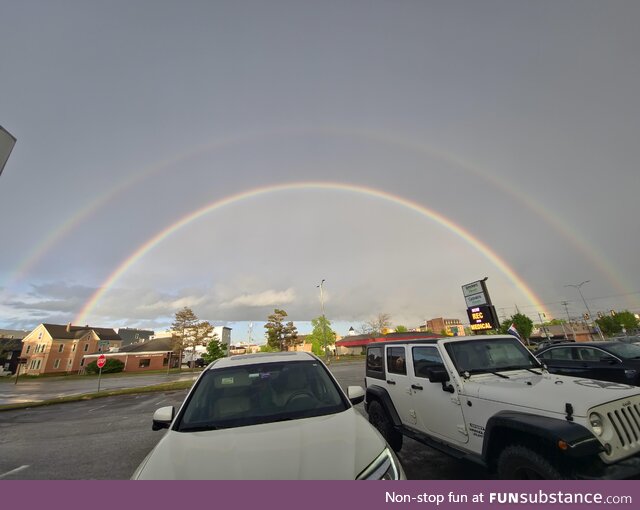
178;424;222;432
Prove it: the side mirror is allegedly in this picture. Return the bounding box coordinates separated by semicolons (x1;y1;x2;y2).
152;406;175;431
426;368;450;384
427;368;455;393
347;386;365;406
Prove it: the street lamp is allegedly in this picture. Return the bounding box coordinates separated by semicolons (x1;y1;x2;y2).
565;280;605;341
317;279;328;360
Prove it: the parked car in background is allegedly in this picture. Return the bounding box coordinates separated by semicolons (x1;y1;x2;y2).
536;341;640;386
133;351;405;480
533;338;575;351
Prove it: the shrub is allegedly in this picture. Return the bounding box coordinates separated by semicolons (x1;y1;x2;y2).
85;358;125;374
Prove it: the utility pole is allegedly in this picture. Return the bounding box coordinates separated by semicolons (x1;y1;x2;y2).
537;312;551;341
561;301;576;341
317;279;328;360
565;281;605;341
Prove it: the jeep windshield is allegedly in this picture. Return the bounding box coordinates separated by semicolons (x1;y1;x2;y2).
176;360;349;432
445;337;541;376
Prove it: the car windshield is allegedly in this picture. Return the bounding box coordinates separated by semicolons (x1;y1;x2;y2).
445;337;540;375
602;343;640;360
176;360;349;432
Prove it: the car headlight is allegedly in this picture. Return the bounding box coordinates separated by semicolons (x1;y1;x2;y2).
356;448;405;480
589;412;604;436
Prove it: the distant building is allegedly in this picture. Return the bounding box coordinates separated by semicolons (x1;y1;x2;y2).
20;323;122;375
0;330;27;375
116;328;155;346
336;331;442;355
84;337;179;371
424;317;465;337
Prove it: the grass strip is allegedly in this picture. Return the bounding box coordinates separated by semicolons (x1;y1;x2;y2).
0;380;194;412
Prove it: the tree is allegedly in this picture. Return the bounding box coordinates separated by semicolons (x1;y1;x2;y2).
264;309;299;351
596;316;622;337
189;320;214;369
307;315;337;356
171;306;199;365
613;310;639;332
201;331;226;363
360;313;392;335
394;325;408;333
499;313;534;340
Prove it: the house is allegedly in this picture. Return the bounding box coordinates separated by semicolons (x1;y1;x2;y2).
83;337;178;372
0;330;27;375
20;323;122;375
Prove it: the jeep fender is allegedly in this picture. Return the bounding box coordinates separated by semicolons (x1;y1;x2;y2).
482;411;603;462
366;384;402;427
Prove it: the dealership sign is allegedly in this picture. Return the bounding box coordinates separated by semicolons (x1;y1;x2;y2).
463;279;500;332
467;305;500;331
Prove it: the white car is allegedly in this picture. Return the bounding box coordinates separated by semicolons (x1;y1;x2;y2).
132;351;404;480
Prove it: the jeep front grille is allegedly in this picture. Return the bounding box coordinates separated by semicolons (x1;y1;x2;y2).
592;395;640;463
607;403;640;447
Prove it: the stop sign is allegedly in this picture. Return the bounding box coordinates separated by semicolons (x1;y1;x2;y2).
97;354;106;369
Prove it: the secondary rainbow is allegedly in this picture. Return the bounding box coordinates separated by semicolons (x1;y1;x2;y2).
75;181;550;325
9;126;634;309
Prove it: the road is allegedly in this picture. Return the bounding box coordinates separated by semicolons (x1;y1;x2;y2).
0;361;488;480
0;371;198;406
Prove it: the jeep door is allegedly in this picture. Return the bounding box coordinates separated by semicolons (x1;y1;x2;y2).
408;346;469;444
383;346;417;426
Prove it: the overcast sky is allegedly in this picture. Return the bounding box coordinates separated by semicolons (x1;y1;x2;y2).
1;0;639;339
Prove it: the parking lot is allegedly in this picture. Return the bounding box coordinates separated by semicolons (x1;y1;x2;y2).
0;360;487;479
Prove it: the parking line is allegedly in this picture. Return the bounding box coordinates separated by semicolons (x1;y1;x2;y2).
0;465;29;479
88;405;107;413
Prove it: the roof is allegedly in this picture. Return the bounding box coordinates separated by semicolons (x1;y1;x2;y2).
211;351;316;369
116;337;174;353
336;331;442;348
116;328;155;346
0;329;29;340
0;338;23;351
42;323;121;341
367;334;516;348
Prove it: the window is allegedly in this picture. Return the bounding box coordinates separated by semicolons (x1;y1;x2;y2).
80;359;85;367
387;347;407;375
72;344;76;352
26;345;31;354
163;357;169;366
366;347;383;372
83;344;89;352
54;359;60;369
412;346;444;378
539;347;574;361
38;332;42;340
6;352;12;360
58;344;64;353
139;358;151;368
67;359;72;367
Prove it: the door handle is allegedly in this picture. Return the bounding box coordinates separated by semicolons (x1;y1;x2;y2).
386;380;396;385
411;384;423;390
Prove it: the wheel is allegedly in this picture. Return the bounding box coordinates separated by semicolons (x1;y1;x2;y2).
368;401;403;452
497;445;565;479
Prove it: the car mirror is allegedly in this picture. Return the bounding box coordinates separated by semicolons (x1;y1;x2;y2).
347;386;365;405
152;406;175;431
426;368;450;384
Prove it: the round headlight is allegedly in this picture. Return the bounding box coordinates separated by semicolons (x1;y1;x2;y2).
589;412;604;436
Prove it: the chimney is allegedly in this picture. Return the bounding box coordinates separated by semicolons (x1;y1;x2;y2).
66;322;71;333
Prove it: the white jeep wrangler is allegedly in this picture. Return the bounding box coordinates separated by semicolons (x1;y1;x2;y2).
365;334;640;479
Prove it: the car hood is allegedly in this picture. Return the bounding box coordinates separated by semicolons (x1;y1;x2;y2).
460;370;640;417
133;408;386;479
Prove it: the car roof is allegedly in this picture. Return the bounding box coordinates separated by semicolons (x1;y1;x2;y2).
206;351;317;370
367;334;517;348
537;341;620;351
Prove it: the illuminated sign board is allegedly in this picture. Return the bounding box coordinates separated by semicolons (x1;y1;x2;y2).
466;305;500;331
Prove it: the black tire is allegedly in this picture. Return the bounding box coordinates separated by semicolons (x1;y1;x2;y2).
368;400;403;452
497;445;564;479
